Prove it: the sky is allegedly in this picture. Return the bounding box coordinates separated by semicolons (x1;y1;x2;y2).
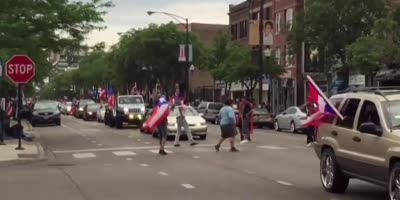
85;0;244;47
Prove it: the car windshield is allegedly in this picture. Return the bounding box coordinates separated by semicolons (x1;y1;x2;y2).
119;96;143;104
88;104;100;110
383;101;400;129
209;103;223;110
170;106;198;116
254;108;269;114
34;101;59;110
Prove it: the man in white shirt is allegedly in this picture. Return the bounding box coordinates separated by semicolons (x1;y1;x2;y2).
173;90;197;147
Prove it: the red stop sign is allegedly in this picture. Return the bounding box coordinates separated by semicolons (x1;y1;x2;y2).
6;55;36;84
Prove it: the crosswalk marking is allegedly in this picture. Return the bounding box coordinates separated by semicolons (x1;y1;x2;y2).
158;171;169;176
257;145;287;150
73;153;96;159
181;184;195;189
148;149;173;154
112;151;136;156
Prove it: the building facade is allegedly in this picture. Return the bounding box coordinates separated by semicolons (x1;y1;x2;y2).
229;0;309;112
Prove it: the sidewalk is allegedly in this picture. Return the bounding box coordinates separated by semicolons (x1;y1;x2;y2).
0;138;45;165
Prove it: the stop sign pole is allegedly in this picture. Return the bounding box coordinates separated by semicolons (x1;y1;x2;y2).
6;55;36;150
0;56;5;146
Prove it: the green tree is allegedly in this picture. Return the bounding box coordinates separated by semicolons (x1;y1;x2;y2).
348;6;400;73
1;0;113;95
288;0;387;86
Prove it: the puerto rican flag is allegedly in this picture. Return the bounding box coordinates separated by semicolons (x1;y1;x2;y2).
303;75;343;127
108;86;116;108
100;87;107;99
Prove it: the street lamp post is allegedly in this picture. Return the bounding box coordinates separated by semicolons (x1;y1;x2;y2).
147;11;190;100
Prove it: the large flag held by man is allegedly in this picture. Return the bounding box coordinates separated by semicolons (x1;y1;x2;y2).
303;75;343;127
108;86;116;108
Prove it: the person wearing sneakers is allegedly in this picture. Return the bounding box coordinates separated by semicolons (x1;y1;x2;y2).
172;89;197;147
215;98;239;152
240;96;253;144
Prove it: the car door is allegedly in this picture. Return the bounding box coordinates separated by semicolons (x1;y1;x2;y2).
281;107;295;129
197;102;207;115
355;99;387;183
331;98;363;175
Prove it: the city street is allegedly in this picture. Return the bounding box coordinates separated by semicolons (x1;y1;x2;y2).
0;115;387;200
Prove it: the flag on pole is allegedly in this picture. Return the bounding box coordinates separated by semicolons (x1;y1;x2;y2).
303;75;343;127
107;86;116;108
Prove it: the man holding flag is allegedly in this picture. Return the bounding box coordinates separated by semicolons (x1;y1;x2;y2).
302;75;343;146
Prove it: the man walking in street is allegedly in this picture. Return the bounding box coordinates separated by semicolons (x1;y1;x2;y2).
172;88;197;147
240;96;253;144
215;98;239;152
157;96;170;155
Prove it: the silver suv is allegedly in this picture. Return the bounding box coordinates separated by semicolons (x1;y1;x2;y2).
314;88;400;199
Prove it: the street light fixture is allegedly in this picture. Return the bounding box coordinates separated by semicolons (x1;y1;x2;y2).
147;10;190;100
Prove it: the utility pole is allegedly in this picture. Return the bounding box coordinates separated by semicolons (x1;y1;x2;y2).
258;0;265;104
185;18;190;101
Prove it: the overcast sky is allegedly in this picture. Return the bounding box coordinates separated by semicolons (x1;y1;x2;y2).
85;0;244;47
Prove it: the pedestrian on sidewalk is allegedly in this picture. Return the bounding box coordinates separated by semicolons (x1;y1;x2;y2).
172;89;197;147
215;98;239;152
240;97;253;144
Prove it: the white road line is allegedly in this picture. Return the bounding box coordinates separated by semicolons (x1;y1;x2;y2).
112;151;136;156
181;184;195;189
126;158;133;161
193;156;200;159
158;171;169;176
276;180;293;186
257;145;287;150
53;144;216;154
148;149;173;154
145;142;150;145
91;141;97;143
139;163;148;167
73;153;96;159
244;170;256;174
128;135;133;138
97;144;103;146
137;139;141;142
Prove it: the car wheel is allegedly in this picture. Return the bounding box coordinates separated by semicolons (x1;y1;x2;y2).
320;149;349;193
389;163;400;200
200;135;207;140
290;121;297;133
274;120;281;131
55;120;61;126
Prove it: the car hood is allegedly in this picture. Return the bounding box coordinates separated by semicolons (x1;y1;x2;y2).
167;116;206;124
118;104;145;109
34;108;58;113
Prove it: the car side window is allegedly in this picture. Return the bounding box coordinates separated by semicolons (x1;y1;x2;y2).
323;98;343;124
336;98;361;129
198;103;206;109
357;100;381;130
287;107;297;114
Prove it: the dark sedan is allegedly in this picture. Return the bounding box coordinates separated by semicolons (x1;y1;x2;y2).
253;108;275;129
83;103;101;121
32;101;61;126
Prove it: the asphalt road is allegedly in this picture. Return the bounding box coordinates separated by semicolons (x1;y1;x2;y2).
0;115;388;200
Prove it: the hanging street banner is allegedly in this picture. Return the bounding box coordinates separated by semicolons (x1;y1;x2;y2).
178;44;193;62
249;20;274;46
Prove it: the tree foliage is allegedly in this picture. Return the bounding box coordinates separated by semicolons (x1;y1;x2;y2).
1;0;112;95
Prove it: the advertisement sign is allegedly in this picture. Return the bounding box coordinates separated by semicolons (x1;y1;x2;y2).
249;20;274;46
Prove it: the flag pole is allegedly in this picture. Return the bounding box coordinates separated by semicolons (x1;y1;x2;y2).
306;75;344;120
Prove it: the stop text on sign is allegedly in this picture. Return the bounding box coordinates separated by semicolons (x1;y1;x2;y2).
7;64;34;75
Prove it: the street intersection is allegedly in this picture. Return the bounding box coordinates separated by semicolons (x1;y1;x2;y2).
0;116;387;200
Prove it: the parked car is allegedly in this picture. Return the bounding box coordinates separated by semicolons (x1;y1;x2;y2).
75;99;95;118
274;106;307;133
253;108;275;129
196;101;224;124
83;103;101;121
96;104;106;122
32;101;61;126
150;106;208;140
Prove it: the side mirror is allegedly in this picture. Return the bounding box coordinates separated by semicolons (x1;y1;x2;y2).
359;122;383;136
199;113;204;117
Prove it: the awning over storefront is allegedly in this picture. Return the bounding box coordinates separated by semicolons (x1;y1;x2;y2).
376;68;400;81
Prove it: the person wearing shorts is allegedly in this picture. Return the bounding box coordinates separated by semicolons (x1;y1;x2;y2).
215;98;239;152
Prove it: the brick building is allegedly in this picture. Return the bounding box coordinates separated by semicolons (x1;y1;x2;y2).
229;0;307;111
178;23;229;101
